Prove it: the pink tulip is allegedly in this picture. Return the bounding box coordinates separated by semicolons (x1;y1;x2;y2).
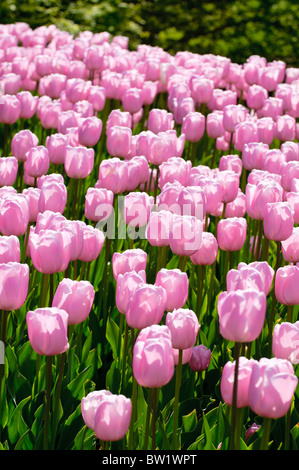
224;189;246;218
272;321;299;364
242;142;269;171
195;176;222;215
112;248;147;280
155;268;189;311
263;202;293;242
123;192;153;228
216;169;239;203
275;265;299;306
11;129;39;162
219;154;242;177
217;217;247;252
281;141;299;162
189;345;211;372
281;227;299;263
87;85;106;112
132;324;175;388
190;232;218;266
232;261;274;295
206;111;225;139
274;114;296;142
29;228;69;274
0;192;30;236
190;77;213;105
220;357;256;408
223;104;248;133
52;278;95;325
85;187;114;223
0;235;20;263
64;146;94;179
145;210;173;247
169;214;203;256
22;187;41;222
0;157;18;187
248;358;298;419
116;269;146;315
45;133;67;165
0;262;29;310
166;308;199;350
217;288;267;342
245;180;283;221
177;186;206;220
121;87;143;115
38;178;67;214
258;97;283;121
77;224;105;263
173;347;193;365
78;116;102;147
257;117;275;145
106;109;132;133
0;94;21;124
147;108;174;134
181;112;205;142
81;390;132;442
126;155;149;190
233;120;258;152
97;157;129;194
16;91;38;120
158;157;191;189
26;307;69;356
24;145;49;178
126;283;167;330
246;85;268;110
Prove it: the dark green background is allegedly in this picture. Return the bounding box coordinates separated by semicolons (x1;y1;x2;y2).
1;0;299;66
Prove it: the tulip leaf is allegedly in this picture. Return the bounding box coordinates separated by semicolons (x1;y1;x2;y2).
7;396;31;444
67;365;94;400
106;315;119;360
182;409;198;433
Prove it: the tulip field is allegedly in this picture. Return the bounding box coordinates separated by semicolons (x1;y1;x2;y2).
1;22;299;453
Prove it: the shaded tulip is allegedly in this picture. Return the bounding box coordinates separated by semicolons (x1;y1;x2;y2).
181;111;205;142
0;94;21;124
78;116;102;147
281;227;299;263
26;307;69;356
147;108;174;134
123;192;153;228
0;235;20;263
189;344;211;372
155;268;189;311
24;145;49;178
217;288;267;342
0;262;29;310
52;278;95;325
38;178;67;214
145;210;174;247
245;180;283;221
248;358;298;419
97;157;128;194
272;321;299;364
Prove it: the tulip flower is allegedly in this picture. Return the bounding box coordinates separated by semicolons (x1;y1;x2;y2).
112;248;147;280
85;187;114;222
169;214;203;257
272;321;299;364
0;262;29;311
11;129;39;162
0;192;30;236
217;288;267;343
189;344;211;372
155;268;189;311
126;283;167;330
52;278;95;325
263;202;294;242
29;228;69;274
145;210;174;247
0;235;20;263
116;269;146;315
275;265;299;306
26;307;69;356
166;308;200;350
64;146;94;179
0;156;18;187
97;157;129;194
248;358;298;419
217;217;247;252
132;325;175;388
220;356;256;408
81;390;132;441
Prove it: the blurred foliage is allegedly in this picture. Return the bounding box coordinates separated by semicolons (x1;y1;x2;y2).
1;0;299;66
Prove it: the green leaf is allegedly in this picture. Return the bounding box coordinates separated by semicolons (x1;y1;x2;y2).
106;315;119;360
182;409;198;433
67;365;94;400
7;396;31;445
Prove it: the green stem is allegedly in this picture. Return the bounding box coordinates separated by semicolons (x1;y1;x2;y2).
172;349;183;450
151;387;159;451
267;241;281;357
51;352;66;449
129;328;137;450
143;388;152;450
229;342;241;450
260;417;272;450
287;304;293;323
44;355;53;450
121;320;129;392
196;264;204;322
